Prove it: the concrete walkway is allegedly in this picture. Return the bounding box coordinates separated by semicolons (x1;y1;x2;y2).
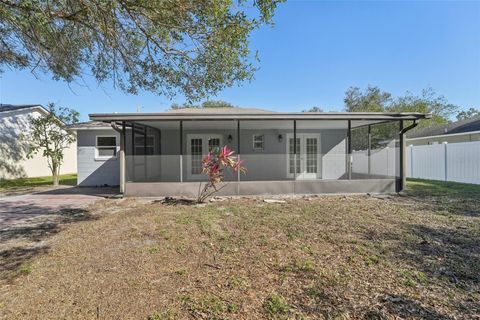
0;187;118;229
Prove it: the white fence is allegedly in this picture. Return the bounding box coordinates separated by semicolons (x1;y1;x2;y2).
352;147;398;177
406;141;480;185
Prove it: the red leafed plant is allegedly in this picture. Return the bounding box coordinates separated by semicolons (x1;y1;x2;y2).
197;145;246;203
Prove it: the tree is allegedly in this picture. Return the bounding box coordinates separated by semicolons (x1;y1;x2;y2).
170;100;235;110
0;0;282;101
24;103;79;186
345;86;460;147
302;106;323;112
457;108;480;121
344;86;459;129
387;88;459;129
344;86;391;112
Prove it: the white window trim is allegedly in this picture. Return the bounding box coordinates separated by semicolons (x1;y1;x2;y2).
95;135;118;161
286;133;321;180
186;134;223;180
134;134;156;154
252;134;265;150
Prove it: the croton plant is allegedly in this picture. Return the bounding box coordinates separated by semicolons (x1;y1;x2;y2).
197;146;246;203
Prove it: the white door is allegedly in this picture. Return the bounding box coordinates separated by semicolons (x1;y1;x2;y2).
287;134;321;179
186;134;222;180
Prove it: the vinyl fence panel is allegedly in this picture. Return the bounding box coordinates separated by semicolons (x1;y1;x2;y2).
407;141;480;185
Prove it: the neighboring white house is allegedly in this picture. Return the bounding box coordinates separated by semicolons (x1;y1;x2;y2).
407;115;480;146
0;104;77;179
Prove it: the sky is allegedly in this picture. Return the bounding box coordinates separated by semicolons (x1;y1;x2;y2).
0;0;479;122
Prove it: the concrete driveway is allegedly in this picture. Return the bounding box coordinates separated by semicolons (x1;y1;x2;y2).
0;187;118;229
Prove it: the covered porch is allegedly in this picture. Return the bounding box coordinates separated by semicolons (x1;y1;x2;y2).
90;111;428;197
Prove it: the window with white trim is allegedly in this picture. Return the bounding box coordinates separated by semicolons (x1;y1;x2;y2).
253;134;264;150
134;135;155;155
96;136;117;159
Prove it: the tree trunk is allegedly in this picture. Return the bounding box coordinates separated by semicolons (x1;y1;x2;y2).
52;165;59;186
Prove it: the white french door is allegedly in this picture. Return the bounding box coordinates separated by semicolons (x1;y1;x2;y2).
186;134;222;180
287;134;321;179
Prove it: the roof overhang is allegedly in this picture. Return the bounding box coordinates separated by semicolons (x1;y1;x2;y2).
89;112;431;122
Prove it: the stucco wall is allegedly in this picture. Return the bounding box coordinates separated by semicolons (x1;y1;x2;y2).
0;108;77;179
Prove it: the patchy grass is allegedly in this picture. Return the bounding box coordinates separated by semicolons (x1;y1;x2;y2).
407;178;480;196
0;180;479;319
0;174;77;191
263;294;292;319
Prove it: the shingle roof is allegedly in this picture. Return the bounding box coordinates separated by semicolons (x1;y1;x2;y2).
408;115;480;138
0;104;43;113
164;107;275;114
69;121;112;129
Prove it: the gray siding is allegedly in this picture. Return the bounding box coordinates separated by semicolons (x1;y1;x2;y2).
77;129;120;186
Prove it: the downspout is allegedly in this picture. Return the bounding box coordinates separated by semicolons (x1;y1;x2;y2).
111;121;125;194
398;120;418;192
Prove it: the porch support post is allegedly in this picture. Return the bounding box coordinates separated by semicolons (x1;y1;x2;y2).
367;124;372;176
347;120;352;180
131;122;135;155
237;120;240;195
144;125;147;179
399;120;405;192
119;121;126;194
293;120;297;194
179;120;183;183
131;122;135;182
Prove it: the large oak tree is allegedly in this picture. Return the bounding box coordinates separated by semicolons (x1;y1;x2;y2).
0;0;282;100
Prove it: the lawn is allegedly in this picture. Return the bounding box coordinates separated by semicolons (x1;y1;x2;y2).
0;174;77;193
0;180;479;319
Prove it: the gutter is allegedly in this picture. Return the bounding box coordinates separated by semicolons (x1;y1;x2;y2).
399;120;418;135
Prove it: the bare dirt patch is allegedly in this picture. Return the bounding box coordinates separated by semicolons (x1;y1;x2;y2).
0;181;479;319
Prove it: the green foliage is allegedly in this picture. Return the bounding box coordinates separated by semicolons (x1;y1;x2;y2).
0;0;283;100
344;86;459;130
302;106;323;112
456;107;480;121
344;86;391;112
18;263;33;275
24;103;78;185
262;294;291;318
388;88;458;129
170;100;235;110
181;294;234;317
147;310;176;320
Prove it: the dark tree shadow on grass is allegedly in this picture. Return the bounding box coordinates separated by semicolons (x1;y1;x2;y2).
0;207;96;281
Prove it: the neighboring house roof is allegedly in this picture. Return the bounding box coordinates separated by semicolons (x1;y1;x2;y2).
69;121;112;130
0;104;47;114
408;116;480;139
90;109;430;122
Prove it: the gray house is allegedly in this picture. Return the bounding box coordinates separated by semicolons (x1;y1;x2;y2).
71;108;429;196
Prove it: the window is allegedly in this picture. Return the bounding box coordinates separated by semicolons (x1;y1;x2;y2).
134;135;155;155
96;136;117;159
253;134;264;150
